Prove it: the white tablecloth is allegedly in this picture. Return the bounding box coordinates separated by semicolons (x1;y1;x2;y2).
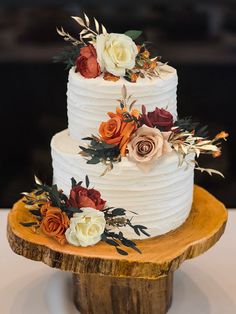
0;209;235;314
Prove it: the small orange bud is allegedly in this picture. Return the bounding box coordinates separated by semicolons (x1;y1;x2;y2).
130;73;139;83
215;131;229;140
142;49;150;59
143;62;150;70
103;72;120;82
213;150;222;158
150;60;158;69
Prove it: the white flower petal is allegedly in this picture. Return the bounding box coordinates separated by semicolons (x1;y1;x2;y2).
66;207;106;247
95;33;138;77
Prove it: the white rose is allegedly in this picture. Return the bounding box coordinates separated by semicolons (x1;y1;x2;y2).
65;208;106;247
96;33;138;76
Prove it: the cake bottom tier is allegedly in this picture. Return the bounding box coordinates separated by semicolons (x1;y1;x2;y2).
51;130;194;239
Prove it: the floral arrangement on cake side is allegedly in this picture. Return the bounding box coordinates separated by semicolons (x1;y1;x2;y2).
80;86;228;175
20;176;149;255
54;13;162;82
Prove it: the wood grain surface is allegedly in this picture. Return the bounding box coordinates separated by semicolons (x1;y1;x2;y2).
7;185;228;279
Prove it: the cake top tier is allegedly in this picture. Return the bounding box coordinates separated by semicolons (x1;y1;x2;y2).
67;64;178;141
55;13;167;83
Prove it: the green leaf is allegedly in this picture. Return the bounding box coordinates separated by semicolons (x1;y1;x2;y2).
87;157;100;164
101;142;116;149
67;207;83;213
111;208;126;216
116;247;128;255
124;30;142;40
53;45;81;70
105;238;120;247
79;146;95;155
41;184;61;208
82;137;95;141
29;209;41;217
34;189;44;196
20;222;38;227
133;227;140;236
71;177;77;188
85;175;90;188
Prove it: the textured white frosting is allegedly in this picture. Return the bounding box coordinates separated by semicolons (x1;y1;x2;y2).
67;64;178;141
51;130;194;239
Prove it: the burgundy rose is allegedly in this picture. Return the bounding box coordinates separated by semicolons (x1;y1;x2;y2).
87;189;106;211
75;44;101;79
139;105;173;131
68;185;106;211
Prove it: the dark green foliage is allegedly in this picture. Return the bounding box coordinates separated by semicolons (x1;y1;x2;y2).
71;177;77;188
29;209;41;217
20;221;38;227
102;230;141;255
85;175;90;188
124;30;142;40
175;117;208;137
80;138;121;165
116;247;129;255
53;46;81;70
128;222;150;237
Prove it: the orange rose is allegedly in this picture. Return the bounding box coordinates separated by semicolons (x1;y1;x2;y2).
40;202;51;216
99;108;139;156
41;206;69;244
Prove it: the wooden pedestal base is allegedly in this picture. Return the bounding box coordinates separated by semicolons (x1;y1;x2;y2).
7;186;228;314
73;273;173;314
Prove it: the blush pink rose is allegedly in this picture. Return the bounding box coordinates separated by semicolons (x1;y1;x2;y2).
127;125;172;171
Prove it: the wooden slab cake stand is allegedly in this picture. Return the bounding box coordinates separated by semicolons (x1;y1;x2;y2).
7;185;227;314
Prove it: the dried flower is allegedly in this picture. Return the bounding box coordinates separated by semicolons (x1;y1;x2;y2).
212;150;222;158
103;72;120;82
150;60;158;69
215;131;229;140
142;49;150;59
130;73;139;83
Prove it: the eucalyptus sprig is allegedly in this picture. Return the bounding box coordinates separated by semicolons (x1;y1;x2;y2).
102;206;150;255
80;136;121;176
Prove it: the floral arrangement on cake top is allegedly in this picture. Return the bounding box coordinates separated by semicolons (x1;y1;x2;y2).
54;13;162;82
20;176;149;255
80;86;228;175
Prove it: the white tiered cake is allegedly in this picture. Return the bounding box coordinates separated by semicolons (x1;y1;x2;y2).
51;63;194;239
8;14;226;256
